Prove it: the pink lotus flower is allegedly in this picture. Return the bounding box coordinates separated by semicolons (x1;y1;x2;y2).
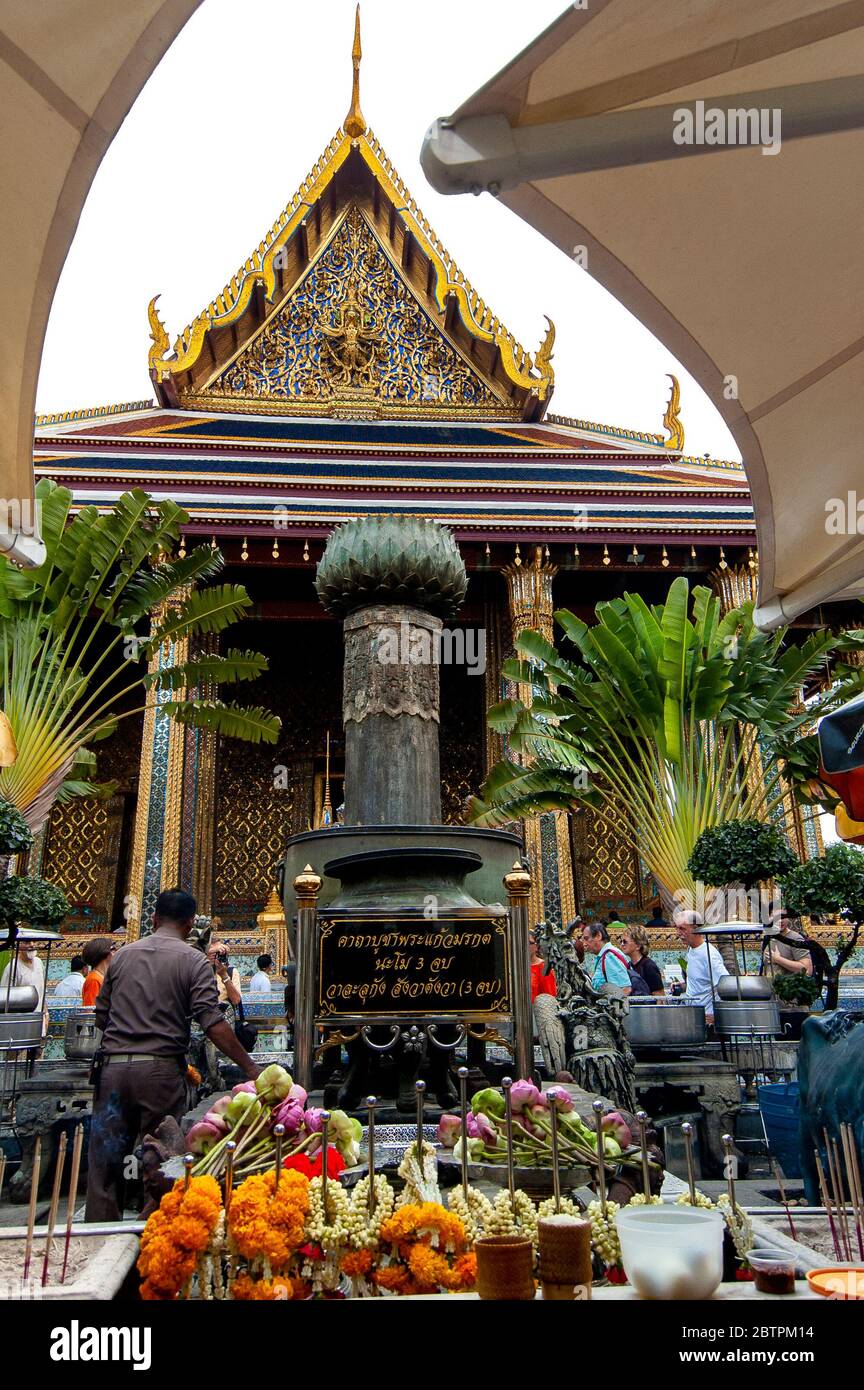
209;1095;232;1118
437;1114;461;1148
231;1081;257;1096
545;1087;574;1114
287;1083;307;1108
303;1107;325;1134
271;1097;305;1136
473;1111;500;1148
186;1119;225;1155
601;1111;633;1149
509;1079;541;1113
201;1110;230;1136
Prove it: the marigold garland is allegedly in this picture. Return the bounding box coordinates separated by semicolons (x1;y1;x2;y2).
227;1168;310;1273
231;1272;309;1301
373;1201;475;1296
137;1175;222;1301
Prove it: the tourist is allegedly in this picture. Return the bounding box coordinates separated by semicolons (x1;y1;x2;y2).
529;929;556;1000
617;924;665;996
581;922;632;994
85;888;259;1222
674;911;730;1023
81;937;116;1005
0;938;46;1006
644;904;669;929
762;914;814;977
207;939;242;1008
249;953;274;992
53;954;90;1000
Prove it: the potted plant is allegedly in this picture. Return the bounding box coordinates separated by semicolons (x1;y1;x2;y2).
688;818;798;900
0;798;33;875
770;970;824;1040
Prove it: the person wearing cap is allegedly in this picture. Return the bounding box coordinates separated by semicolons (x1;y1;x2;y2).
763;913;813;977
674;911;730;1024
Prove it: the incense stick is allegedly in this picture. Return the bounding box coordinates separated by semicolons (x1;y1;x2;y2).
814;1148;842;1260
845;1124;864;1259
593;1100;608;1219
22;1135;41;1284
682;1121;697;1206
840;1123;864;1261
771;1159;797;1241
41;1132;68;1286
637;1112;652;1201
825;1130;852;1261
60;1124;84;1285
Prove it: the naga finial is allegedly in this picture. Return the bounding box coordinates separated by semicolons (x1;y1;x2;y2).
344;5;366;139
147;295;171;374
663;372;685;450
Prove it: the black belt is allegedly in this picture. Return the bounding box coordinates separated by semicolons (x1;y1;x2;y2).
103;1053;184;1065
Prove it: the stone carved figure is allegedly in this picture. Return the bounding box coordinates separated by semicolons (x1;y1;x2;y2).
798;1009;864;1204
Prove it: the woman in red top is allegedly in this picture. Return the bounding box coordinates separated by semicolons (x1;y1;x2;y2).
529;931;556;1001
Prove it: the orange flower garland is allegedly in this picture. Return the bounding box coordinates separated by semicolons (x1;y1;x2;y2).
370;1202;476;1296
138;1175;222;1301
227;1169;310;1273
231;1273;310;1300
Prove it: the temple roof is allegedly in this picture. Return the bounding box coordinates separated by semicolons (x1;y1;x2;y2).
147;11;556;424
33;403;754;547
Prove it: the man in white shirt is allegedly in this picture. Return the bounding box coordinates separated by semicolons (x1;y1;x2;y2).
249;953;274;993
53;955;90;1001
0;941;46;1006
674;912;730;1024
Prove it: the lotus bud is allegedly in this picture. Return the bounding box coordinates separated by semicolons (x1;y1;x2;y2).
509;1079;542;1113
437;1114;462;1148
286;1083;307;1108
470;1087;505;1119
255;1063;293;1104
186;1119;225;1155
601;1111;633;1149
473;1111;500;1148
545;1087;574;1114
226;1092;261;1127
209;1095;232;1117
202;1110;230;1136
231;1081;257;1096
304;1107;325;1134
271;1097;304;1136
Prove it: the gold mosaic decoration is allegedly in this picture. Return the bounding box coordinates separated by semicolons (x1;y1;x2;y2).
198;207;502;415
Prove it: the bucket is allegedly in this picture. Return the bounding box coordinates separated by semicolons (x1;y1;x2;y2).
758;1081;801;1178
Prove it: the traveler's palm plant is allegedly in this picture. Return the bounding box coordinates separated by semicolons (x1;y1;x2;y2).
0;480;280;830
470;577;864;904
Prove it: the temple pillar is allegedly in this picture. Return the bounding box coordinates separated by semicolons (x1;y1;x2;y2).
126;597;218;937
710;559;823;866
501;547;576;928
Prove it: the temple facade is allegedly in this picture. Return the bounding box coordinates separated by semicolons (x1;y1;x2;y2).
28;21;827;965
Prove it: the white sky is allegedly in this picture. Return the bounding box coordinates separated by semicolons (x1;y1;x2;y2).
37;0;740;462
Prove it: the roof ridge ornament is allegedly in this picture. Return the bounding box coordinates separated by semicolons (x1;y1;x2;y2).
663;373;685;451
344;5;366;139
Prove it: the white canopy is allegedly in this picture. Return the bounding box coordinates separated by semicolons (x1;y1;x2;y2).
421;0;864;627
0;0;202;566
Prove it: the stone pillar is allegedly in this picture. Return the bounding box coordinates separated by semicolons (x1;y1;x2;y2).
343;603;442;825
501;547;576;928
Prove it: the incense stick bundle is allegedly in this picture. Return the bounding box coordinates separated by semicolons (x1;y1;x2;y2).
60;1124;84;1285
771;1159;797;1242
22;1135;42;1284
41;1132;68;1286
814;1148;842;1260
840;1123;864;1261
825;1129;852;1260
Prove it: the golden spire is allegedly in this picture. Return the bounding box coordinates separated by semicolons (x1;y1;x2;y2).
344;5;366;138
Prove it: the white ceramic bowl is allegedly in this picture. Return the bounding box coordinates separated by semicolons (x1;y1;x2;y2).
615;1206;725;1300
